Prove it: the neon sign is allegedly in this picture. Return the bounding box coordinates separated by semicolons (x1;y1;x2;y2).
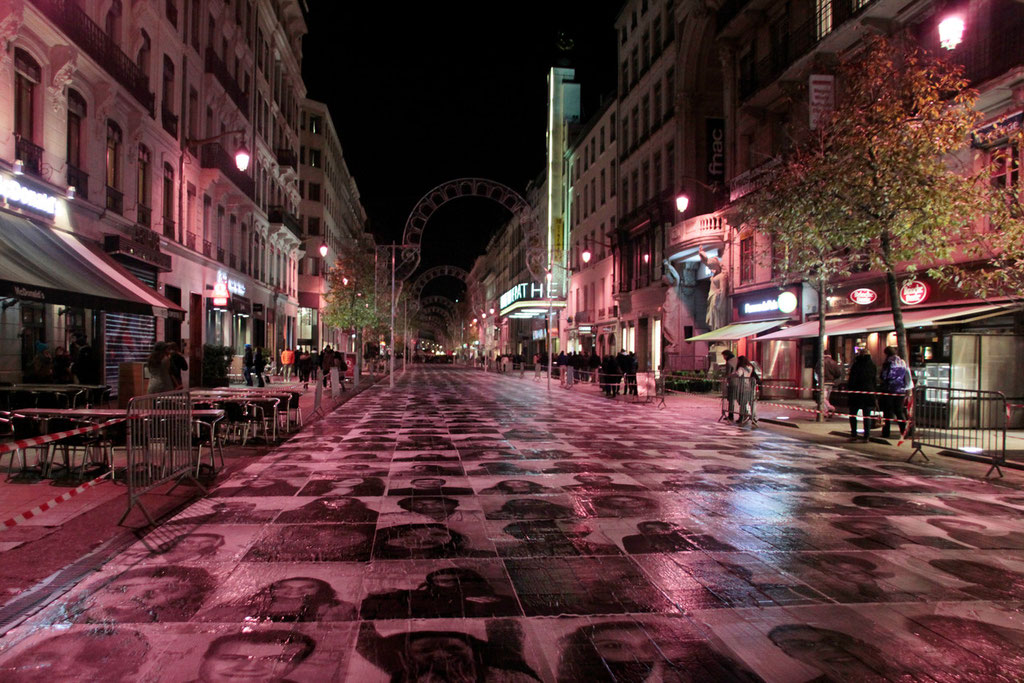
742;291;798;316
850;288;878;305
217;270;246;296
0;175;58;216
212;282;230;307
500;281;563;311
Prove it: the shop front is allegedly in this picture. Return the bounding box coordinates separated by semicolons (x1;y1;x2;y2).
498;279;566;359
758;276;1023;400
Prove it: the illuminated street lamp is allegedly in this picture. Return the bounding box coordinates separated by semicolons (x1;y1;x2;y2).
319;243;328;258
938;15;965;49
187;130;251;172
675;194;690;214
234;143;251;172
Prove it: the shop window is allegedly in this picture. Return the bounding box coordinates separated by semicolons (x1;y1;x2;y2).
14;48;40;142
990;143;1020;189
20;304;45;379
740;235;755;283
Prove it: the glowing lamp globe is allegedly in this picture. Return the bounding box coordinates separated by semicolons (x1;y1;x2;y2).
319;243;328;258
581;249;592;264
675;194;690;213
938;15;965;49
234;144;251;172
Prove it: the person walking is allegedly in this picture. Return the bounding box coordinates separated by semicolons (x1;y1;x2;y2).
626;351;639;396
321;345;334;387
616;349;631;396
168;342;188;389
721;350;739;420
735;356;760;427
602;354;621;397
847;349;878;441
280;347;295;381
556;351;569;387
822;351;842;417
253;347;267;387
146;342;175;394
879;346;913;439
242;344;255;386
296;347;311;389
588;349;601;383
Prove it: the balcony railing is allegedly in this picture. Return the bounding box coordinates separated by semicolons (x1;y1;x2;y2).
103;233;172;271
268;205;302;239
161;107;179;138
106;186;123;214
204;47;249;118
15;137;44;177
186;231;197;251
162;218;176;240
30;0;155;115
203;240;212;257
275;148;297;170
199;143;255;198
137;203;151;227
66;164;88;200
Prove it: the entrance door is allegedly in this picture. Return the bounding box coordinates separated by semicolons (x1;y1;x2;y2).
189;293;203;387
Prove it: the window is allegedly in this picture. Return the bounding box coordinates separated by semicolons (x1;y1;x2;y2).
137;145;151;224
136;30;151;80
641;95;650;137
740;235;755;283
188;87;198;139
166;0;177;27
631;170;639;211
620;27;627;45
631;106;639;144
309;115;321;134
653;82;662;122
161;55;175;112
14;48;40;142
641;161;650;202
307;216;320;236
590;179;596;212
105;0;122;44
653;16;662;51
653;151;662;193
621;113;629;149
631;47;639;84
665;142;675;189
600;169;606;204
308;183;321;201
163;163;174;221
583;185;589;218
665;68;675;115
106;121;123;189
308;148;322;168
67;89;86;169
611;160;617;195
621;178;629;213
990;144;1020;188
600;126;605;152
665;10;675;42
642;32;650;70
621;61;629;93
610;113;616;142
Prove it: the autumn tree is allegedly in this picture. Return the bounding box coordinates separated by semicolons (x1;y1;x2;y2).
324;242;383;383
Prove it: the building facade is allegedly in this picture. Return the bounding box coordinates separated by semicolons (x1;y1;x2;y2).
297;97;367;354
0;0;308;390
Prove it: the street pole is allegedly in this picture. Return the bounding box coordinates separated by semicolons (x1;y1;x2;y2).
403;298;408;373
390;243;396;389
547;272;553;393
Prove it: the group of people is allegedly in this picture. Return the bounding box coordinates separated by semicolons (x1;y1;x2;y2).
523;349;640;397
844;345;914;440
721;349;761;427
245;344;348;390
25;333;102;385
145;341;189;393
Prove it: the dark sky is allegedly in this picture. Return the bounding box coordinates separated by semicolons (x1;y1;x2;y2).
302;1;620;299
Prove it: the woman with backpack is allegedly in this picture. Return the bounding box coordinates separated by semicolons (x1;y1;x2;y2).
880;346;913;439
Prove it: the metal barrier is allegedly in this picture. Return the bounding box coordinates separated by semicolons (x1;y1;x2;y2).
908;386;1008;478
119;390;199;526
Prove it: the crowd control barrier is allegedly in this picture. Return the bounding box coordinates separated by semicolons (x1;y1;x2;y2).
120;390;198;526
908;386;1008;478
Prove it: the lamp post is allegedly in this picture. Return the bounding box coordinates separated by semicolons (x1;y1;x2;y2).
546;268;554;393
378;243;415;389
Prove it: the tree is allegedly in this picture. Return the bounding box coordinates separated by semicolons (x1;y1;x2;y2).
324;243;383;384
736;128;862;421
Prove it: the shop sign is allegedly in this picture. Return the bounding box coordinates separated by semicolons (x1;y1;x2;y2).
706;118;725;183
0;174;59;216
899;279;929;305
217;270;246;296
809;74;835;130
578;325;593;334
211;282;230;307
850;288;878;305
500;281;562;310
742;291;798;316
14;286;44;300
532;328;547;340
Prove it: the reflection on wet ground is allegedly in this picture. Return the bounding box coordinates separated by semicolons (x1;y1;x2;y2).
2;366;1024;681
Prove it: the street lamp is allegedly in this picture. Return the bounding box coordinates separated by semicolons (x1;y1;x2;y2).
234;143;251;172
938;15;965;49
186;130;251;172
675;194;690;214
319;243;328;258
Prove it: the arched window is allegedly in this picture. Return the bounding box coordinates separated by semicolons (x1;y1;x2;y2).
14;48;40;142
67;89;87;195
105;0;123;44
106;121;122;188
136;30;151;79
137;144;152;225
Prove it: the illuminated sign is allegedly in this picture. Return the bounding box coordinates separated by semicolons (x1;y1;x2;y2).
850;288;878;305
0;175;58;216
742;291;798;316
900;279;930;305
578;325;593;334
500;280;564;313
532;328;547;340
212;282;230;307
217;270;246;296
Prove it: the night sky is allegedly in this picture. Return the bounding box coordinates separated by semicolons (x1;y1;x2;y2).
302;1;621;299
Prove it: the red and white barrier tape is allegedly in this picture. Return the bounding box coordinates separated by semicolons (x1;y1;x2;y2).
1;471;112;529
0;418;126;456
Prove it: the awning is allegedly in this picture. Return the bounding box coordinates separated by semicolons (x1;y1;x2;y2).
298;291;322;309
685;319;788;342
758;303;1016;341
0;213;184;319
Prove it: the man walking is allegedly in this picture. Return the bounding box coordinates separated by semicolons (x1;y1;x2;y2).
721;349;739;420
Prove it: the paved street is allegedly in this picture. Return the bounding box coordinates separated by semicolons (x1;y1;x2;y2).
2;366;1024;681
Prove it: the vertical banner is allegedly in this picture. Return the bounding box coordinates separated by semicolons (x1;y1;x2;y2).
809;74;835;130
705;118;725;184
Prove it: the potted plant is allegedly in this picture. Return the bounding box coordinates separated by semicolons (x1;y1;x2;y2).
201;344;234;387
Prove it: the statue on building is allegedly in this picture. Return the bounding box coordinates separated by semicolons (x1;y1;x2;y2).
699;246;728;330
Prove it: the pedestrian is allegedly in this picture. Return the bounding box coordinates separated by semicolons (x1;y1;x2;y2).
309;347;320;385
847;349;878;441
616;349;631;395
297;347;311;389
146;342;175;394
253;347;267;387
822;350;842;416
53;346;73;383
721;349;739;420
601;354;621;397
533;353;542;380
880;346;913;439
168;341;188;389
280;346;294;381
72;339;100;385
242;343;255;386
588;348;601;383
626;351;639;395
321;345;334;387
735;355;760;427
335;352;348;390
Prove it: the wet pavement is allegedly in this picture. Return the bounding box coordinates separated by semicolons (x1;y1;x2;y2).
2;365;1024;681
